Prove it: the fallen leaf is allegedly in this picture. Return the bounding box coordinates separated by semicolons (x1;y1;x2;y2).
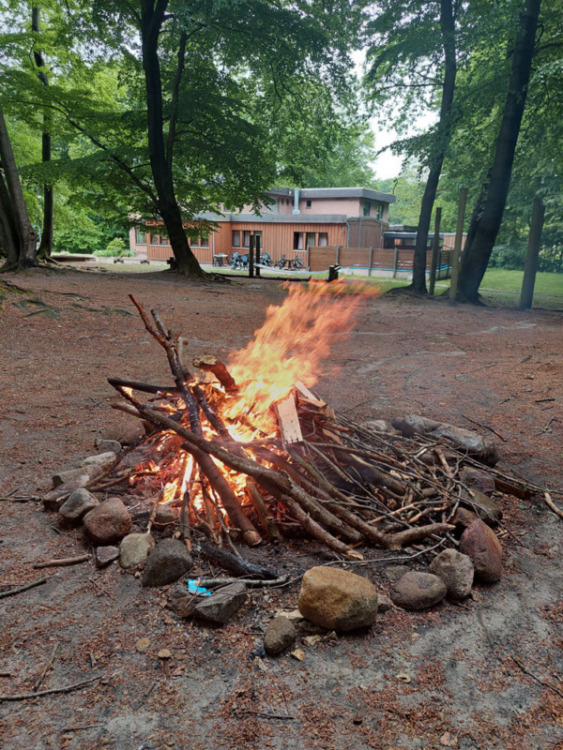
135;637;150;653
304;635;322;646
396;672;411;683
291;649;306;662
158;648;172;660
440;732;458;748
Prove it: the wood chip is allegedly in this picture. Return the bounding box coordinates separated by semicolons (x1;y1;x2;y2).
135;638;150;653
290;649;305;662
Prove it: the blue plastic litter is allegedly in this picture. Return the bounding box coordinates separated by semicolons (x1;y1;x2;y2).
187;579;212;596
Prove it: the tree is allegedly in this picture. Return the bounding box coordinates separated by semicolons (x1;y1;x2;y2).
458;0;543;301
365;0;460;294
0;101;37;269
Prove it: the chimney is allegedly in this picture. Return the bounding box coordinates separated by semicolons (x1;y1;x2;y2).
292;188;300;215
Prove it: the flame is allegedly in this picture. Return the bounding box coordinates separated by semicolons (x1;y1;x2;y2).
225;280;378;427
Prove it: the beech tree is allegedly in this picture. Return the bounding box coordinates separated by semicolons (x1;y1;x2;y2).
0;101;38;269
458;0;543;301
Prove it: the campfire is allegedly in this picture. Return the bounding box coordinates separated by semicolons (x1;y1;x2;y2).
70;284;533;564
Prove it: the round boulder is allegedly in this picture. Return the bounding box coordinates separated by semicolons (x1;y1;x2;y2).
119;532;155;569
264;616;297;655
429;549;474;600
459;519;502;583
142;539;193;587
298;566;378;633
390;571;447;611
83;496;132;544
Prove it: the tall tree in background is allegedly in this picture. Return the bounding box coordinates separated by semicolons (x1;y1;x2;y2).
458;0;542;301
366;0;460;294
0;101;37;268
31;4;53;259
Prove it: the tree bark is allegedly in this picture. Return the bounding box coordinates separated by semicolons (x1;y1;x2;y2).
0;103;37;269
411;0;457;294
140;0;204;277
458;0;542;302
32;5;53;259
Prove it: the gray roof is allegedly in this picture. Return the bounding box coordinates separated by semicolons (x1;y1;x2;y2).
268;186;396;204
197;212;351;224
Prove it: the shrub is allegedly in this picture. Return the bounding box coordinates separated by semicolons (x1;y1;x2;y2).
93;237;135;257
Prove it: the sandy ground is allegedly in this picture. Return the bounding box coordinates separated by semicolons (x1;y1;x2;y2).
0;267;561;750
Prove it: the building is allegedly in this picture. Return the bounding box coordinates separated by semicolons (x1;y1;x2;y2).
129;187;396;267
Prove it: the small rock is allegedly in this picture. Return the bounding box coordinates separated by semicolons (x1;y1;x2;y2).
377;594;393;613
383;565;411;583
290;649;305;662
264;616;296;655
451;507;479;528
298;566;378;633
119;532;155;569
459;519;502;583
154;505;178;525
81;451;117;468
361;419;390;433
101;422;146;446
43;478;91;512
52;465;103;489
158;649;172;660
461;488;502;525
273;608;305;624
440;732;459;748
194;582;247;625
304;634;322;646
460;467;495;496
167;584;197;618
429;549;474;600
391;571;447;611
142;539;193;587
94;545;119;569
95;439;122;454
83;497;132;544
58;488;99;523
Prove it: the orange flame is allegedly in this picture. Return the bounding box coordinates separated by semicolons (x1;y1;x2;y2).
225;280;378;426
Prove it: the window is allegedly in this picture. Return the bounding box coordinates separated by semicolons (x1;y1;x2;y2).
200;230;209;248
242;231;251;248
306;200;312;208
159;235;169;245
294;232;303;250
318;232;328;247
377;203;384;220
136;230;146;244
232;231;241;247
306;232;316;249
363;201;371;217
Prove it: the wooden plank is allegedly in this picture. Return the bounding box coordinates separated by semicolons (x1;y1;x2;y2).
275;393;303;444
294;381;326;408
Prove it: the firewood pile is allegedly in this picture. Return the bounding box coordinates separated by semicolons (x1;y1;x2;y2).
76;293;538;562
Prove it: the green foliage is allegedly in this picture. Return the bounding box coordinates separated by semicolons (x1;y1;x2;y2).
93;236;133;257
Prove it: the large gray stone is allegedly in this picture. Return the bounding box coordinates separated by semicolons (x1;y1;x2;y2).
429;549;474;600
52;464;103;489
459;519;502;583
264;616;297;655
461;488;502;525
390;571;447;611
193;582;247;625
298;566;378;633
119;533;155;569
83;496;132;544
167;584;197;618
81;451;117;468
142;539;193;587
43;477;92;512
58;488;99;523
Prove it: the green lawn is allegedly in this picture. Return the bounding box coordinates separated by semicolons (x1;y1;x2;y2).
479;269;563;308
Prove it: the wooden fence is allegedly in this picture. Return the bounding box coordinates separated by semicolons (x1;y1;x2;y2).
308;246;453;278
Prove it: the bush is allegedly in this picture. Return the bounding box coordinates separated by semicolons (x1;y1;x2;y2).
93;237;135;257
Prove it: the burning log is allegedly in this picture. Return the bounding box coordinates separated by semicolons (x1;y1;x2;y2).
93;289;544;563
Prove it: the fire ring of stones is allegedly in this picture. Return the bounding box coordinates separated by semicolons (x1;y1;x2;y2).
39;292;544;639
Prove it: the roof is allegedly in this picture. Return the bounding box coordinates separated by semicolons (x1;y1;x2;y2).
197;212;350;224
268;186;396;204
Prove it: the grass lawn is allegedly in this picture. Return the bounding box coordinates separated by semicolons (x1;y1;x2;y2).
479;269;563;308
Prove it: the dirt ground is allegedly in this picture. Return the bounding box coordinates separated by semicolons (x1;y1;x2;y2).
0;267;561;750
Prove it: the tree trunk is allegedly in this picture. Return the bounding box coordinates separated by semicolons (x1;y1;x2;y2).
0;103;37;270
140;0;204;277
32;6;53;259
411;0;457;294
458;0;542;302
